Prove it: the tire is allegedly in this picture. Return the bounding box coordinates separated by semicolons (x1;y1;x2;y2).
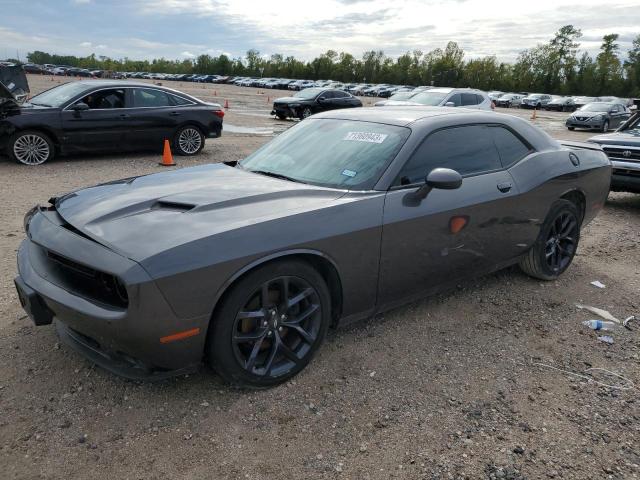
519;199;581;281
173;125;204;156
207;260;331;388
8;130;54;165
299;107;313;120
601;120;609;132
568;127;575;131
276;113;288;120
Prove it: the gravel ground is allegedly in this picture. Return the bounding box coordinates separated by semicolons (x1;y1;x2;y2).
1;76;639;480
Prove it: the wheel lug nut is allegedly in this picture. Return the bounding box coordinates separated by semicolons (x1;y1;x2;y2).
278;327;283;332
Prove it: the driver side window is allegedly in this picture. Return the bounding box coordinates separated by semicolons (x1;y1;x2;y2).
396;125;502;186
79;89;125;109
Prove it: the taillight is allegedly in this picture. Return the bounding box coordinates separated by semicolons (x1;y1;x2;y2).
214;110;224;118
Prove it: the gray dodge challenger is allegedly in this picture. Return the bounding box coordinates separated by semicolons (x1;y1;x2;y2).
14;107;611;387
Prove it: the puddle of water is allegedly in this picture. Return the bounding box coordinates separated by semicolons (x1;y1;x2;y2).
224;124;290;136
224;124;273;135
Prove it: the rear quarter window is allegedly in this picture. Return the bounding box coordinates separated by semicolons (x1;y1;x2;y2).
490;126;532;168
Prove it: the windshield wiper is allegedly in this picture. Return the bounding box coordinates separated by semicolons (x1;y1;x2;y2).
249;170;304;184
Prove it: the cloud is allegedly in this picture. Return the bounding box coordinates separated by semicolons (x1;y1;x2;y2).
1;0;638;64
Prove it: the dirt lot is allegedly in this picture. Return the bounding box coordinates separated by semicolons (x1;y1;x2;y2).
1;76;639;480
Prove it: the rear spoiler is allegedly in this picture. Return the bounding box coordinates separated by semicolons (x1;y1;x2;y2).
559;140;603;152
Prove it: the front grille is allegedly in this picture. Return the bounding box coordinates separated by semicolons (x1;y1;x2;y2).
45;250;129;309
576;116;589;121
603;146;640;163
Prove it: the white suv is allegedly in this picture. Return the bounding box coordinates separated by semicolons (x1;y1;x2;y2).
383;87;492;110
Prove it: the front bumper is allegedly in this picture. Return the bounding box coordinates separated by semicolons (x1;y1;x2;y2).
610;160;640;192
566;117;605;129
271;104;298;117
15;209;208;379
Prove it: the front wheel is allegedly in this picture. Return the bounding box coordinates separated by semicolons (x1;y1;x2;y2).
9;130;54;165
567;127;575;131
519;199;581;280
207;260;331;388
601;120;609;132
173;125;204;156
298;107;313;120
276;113;288;120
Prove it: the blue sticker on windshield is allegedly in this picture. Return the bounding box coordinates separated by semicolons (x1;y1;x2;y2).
342;169;357;178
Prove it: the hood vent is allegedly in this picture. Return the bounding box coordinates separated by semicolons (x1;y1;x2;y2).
151;201;196;212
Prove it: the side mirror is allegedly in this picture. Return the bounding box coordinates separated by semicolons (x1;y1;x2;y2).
414;168;463;200
72;102;89;111
444;102;455;107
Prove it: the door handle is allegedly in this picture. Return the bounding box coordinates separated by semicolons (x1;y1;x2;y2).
497;182;512;193
169;111;181;117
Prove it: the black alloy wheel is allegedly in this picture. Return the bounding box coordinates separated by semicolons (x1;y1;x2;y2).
519;199;581;280
208;260;330;388
299;107;313;120
544;211;579;273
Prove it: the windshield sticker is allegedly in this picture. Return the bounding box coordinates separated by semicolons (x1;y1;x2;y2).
342;169;357;178
343;132;388;144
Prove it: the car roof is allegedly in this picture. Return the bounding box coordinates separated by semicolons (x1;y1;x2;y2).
313;106;488;126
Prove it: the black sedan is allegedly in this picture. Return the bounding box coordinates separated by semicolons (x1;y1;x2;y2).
545;96;575;112
271;87;362;120
0;80;224;165
15;107;610;387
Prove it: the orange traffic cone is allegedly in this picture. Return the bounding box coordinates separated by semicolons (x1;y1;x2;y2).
159;139;176;166
531;108;537;120
224;99;229;109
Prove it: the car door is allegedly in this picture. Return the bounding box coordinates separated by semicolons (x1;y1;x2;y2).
317;91;338;112
60;88;128;152
378;124;523;305
125;87;183;148
610;104;629;128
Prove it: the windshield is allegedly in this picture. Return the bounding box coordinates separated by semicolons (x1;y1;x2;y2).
528;94;543;99
407;91;448;105
239;119;410;189
294;88;322;99
579;103;612;112
29;82;88;107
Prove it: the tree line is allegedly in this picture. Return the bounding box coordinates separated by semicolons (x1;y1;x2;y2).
22;26;640;97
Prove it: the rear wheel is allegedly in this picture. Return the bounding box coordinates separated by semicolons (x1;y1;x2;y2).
9;130;54;165
207;260;331;388
173;125;204;156
519;199;581;280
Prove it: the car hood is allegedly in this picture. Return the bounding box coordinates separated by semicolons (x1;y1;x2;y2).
588;130;640;146
53;163;345;261
573;110;606;117
0;65;30;110
274;96;309;104
382;100;426;106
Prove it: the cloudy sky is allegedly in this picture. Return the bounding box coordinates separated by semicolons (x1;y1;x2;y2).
1;0;638;63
